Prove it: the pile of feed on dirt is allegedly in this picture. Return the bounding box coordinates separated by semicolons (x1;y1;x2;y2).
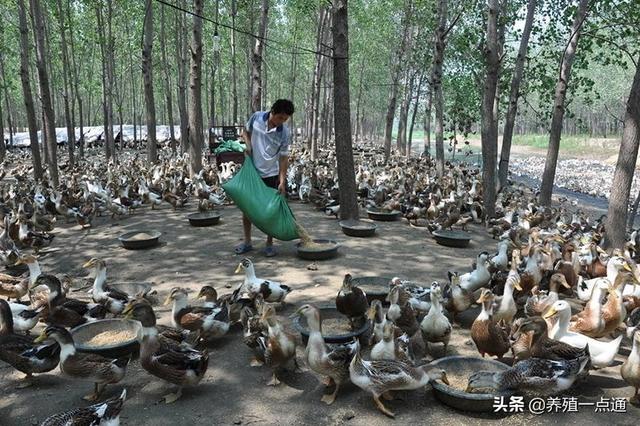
127;232;155;241
440;370;496;394
84;329;137;347
321;318;353;335
344;222;375;230
296;223;335;250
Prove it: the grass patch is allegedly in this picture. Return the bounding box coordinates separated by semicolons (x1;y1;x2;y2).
512;134;620;156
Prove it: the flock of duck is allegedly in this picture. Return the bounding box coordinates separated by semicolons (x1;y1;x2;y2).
0;144;640;424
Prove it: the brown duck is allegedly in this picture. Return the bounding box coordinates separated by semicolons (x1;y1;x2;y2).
471;289;510;358
335;274;368;329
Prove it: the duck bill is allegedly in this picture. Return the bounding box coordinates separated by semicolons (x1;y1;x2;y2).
122;303;134;318
33;330;48;344
441;372;450;386
476;291;488;304
234;264;242;274
82;259;94;268
542;307;557;319
288;307;303;320
513;280;522;291
365;305;377;320
163;296;173;306
29;280;42;290
560;277;572;289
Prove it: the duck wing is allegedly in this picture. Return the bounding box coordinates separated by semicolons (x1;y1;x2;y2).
40;389;126;426
103;285;131;302
327;341;358;367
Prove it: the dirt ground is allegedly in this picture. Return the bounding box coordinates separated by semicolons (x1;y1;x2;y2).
1;200;639;425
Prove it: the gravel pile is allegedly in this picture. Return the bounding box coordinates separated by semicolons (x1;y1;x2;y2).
510;156;640;200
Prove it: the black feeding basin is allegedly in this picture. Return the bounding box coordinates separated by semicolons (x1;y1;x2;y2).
118;230;162;250
296;239;340;260
351;276;393;304
71;319;141;359
187;211;221;227
432;229;471;248
339;220;377;237
429;355;514;413
366;208;401;222
292;305;370;345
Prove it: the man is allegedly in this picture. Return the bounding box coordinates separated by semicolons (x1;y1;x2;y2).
234;99;294;257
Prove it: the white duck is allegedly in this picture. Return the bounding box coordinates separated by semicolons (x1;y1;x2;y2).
576;255;639;301
489;240;511;272
420;282;451;352
543;300;622;368
458;252;492;292
621;328;640;403
83;258;130;315
390;277;431;313
520;246;547;291
493;256;522;325
444;272;472;314
234;258;292;303
371;321;398;361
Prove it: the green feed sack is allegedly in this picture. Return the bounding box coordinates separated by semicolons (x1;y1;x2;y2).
213;139;246;154
222;156;300;241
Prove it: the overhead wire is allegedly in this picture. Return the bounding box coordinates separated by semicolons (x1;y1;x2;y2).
154;0;341;60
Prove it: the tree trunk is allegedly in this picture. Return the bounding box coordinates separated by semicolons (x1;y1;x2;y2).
176;0;189;154
309;8;329;158
603;56;640;249
0;57;11;155
332;0;359;220
68;0;84;158
383;2;410;162
251;0;269;113
142;0;158;164
96;4;110;159
354;56;365;141
0;66;4;161
17;0;43;180
188;0;204;176
161;5;176;154
125;17;137;145
408;73;425;157
423;88;432;156
56;0;75;167
262;25;268;110
230;0;238;124
397;69;415;156
432;0;447;176
106;0;116;158
499;0;536;188
539;0;590;206
480;0;500;220
30;0;58;186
